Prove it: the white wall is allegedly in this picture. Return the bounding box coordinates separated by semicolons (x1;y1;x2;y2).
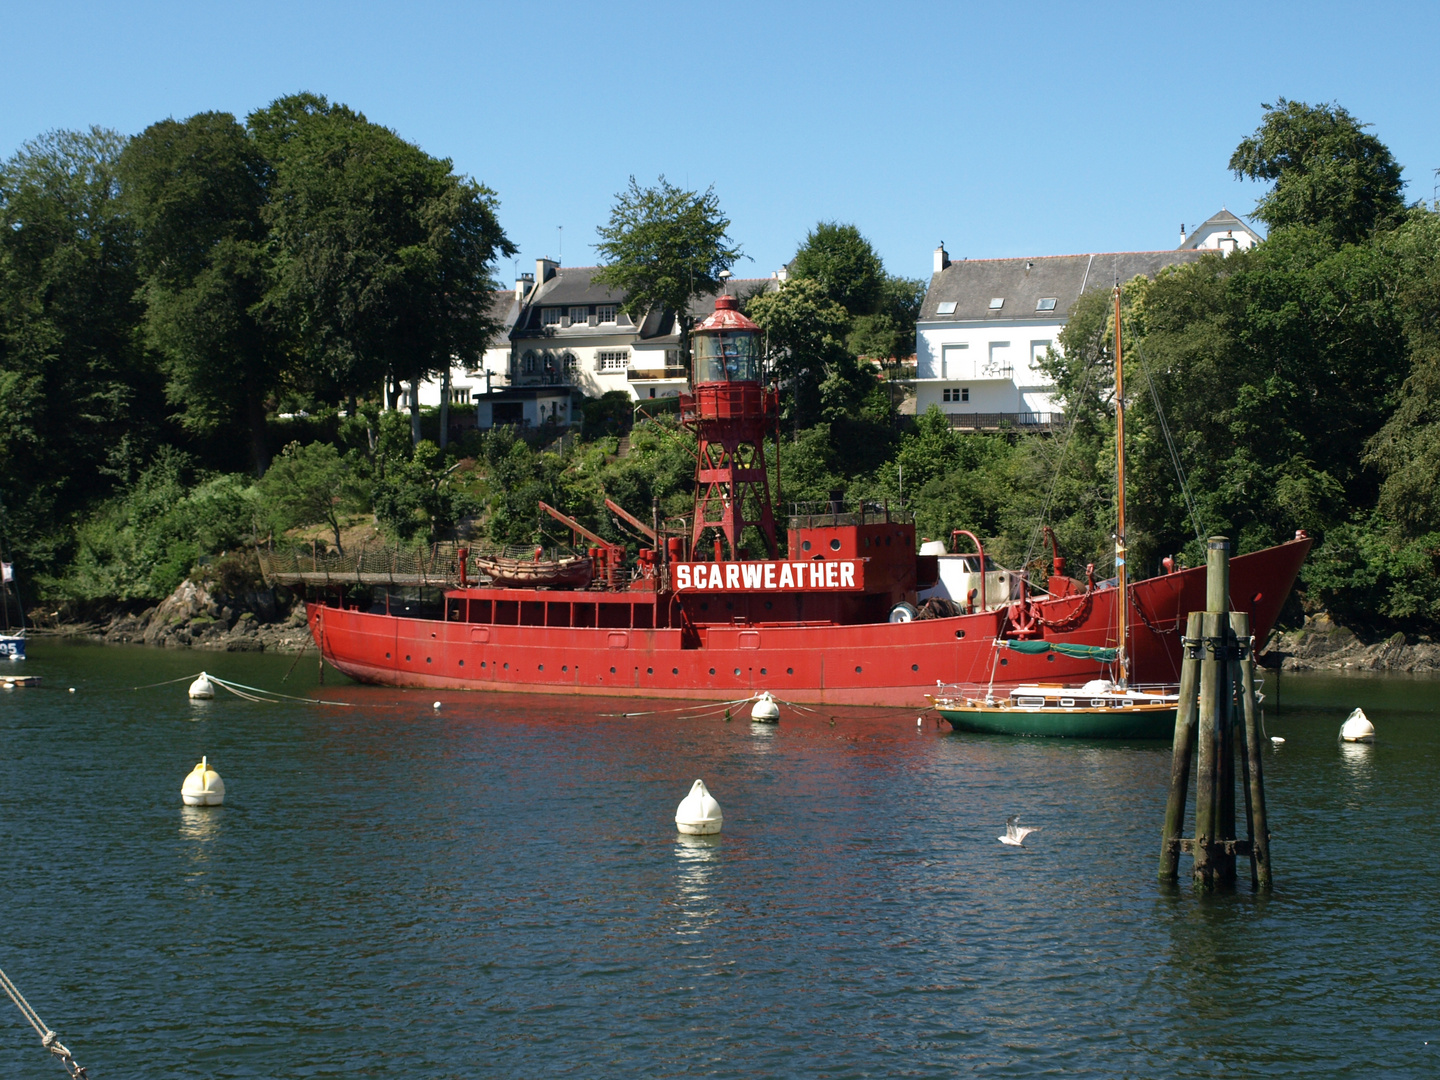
914;318;1063;417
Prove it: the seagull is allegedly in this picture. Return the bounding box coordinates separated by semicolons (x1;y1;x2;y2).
999;815;1041;846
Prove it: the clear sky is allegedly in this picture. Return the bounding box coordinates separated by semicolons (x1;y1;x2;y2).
4;1;1436;283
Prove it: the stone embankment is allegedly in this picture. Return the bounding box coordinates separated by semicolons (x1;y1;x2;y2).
1261;612;1440;672
60;579;312;653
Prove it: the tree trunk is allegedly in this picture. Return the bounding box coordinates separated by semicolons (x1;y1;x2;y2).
409;380;421;446
439;365;450;449
247;392;270;477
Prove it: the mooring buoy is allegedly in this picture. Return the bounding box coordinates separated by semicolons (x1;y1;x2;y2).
181;756;225;806
188;673;215;700
750;691;780;724
1340;708;1375;742
675;779;723;835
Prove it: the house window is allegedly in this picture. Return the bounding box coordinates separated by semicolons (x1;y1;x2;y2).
450;387;471;405
570;306;589;324
989;297;1004;309
542;308;561;326
1030;340;1051;368
596;350;629;372
665;349;679;365
942;388;970;403
937;301;957;315
597;305;617;323
940;342;967;379
522;350;537;374
562;351;577;373
1036;297;1057;311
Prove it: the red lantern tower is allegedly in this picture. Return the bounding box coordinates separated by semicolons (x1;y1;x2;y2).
680;295;779;559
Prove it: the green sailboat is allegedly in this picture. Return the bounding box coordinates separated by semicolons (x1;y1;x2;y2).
931;284;1178;739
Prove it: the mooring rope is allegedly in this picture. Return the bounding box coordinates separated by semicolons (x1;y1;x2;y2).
129;671;356;707
0;965;89;1078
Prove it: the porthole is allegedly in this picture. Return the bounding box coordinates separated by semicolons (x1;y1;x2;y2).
672;667;679;675
725;601;734;610
761;667;767;675
855;665;862;673
538;664;543;671
709;668;716;675
700;602;709;611
647;667;653;675
405;655;411;662
481;661;486;668
955;630;966;639
458;659;464;667
912;664;919;672
802;540;812;551
734;668;741;676
1047;654;1055;662
787;667;794;675
764;600;773;610
563;665;568;672
1000;658;1008;666
610;666;616;674
830;538;841;551
426;657;431;664
385;652;391;659
503;662;509;670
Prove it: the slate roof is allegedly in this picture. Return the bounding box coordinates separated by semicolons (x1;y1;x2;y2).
919;249;1210;322
513;268;780;343
1181;208;1262;248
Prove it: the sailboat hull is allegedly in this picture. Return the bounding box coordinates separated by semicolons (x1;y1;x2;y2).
934;703;1176;739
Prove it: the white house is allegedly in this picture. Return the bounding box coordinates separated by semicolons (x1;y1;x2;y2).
914;236;1218;426
1179;208;1261;253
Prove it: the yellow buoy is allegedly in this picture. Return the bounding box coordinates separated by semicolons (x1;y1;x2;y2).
181;756;225;806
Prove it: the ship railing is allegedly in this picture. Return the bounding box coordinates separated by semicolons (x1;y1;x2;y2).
258;542;597;588
787;500;915;529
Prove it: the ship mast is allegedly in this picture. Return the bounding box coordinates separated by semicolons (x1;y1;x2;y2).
1113;283;1129;689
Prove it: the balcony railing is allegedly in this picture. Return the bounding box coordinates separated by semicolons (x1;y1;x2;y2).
627;366;688;381
946;411;1063;432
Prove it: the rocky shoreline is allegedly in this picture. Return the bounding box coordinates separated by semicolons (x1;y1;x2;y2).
45;578;313;653
1260;612;1440;672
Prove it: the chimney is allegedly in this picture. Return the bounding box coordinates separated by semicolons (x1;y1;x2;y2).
776;263;789;282
515;272;534;300
536;258;558;284
1179;223;1187;247
934;243;950;274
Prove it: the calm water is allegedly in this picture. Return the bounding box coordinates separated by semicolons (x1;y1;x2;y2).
2;642;1439;1078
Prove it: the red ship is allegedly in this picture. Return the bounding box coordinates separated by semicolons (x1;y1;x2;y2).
291;296;1311;708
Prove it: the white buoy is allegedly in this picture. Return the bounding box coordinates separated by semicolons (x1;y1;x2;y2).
68;687;76;693
750;691;780;724
1270;736;1285;745
1340;708;1375;743
675;779;723;835
188;672;215;700
433;701;442;711
181;756;225;806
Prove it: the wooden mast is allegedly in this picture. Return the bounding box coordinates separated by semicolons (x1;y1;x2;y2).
1113;283;1129;688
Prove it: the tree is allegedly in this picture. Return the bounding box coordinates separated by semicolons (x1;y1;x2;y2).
848;274;927;366
1230;98;1405;245
592;175;741;372
250;93;514;441
0;127;161;577
120;112;278;476
258;440;354;552
747;277;863;427
789;221;884;314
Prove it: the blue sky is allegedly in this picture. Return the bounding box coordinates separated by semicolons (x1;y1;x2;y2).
4;1;1436;283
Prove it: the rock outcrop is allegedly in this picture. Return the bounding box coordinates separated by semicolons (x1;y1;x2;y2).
86;579;312;653
1261;612;1440;672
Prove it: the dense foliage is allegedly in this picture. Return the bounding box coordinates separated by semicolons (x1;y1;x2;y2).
1;97;1437;636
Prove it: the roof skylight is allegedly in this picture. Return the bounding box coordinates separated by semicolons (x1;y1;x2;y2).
988;297;1004;309
937;301;957;314
1036;297;1057;311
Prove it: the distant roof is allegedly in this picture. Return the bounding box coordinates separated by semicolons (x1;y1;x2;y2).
1180;208;1262;249
919;250;1209;322
512;267;780;343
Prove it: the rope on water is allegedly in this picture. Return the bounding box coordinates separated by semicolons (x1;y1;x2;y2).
0;965;89;1078
130;671;356;707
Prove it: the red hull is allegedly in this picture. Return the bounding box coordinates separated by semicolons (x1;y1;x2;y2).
307;537;1309;708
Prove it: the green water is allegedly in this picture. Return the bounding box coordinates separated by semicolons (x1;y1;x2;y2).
2;641;1438;1077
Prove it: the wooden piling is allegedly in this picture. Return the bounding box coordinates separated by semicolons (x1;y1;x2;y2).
1193;609;1222;888
1159;610;1203;881
1233;611;1273;890
1217;619;1238;884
